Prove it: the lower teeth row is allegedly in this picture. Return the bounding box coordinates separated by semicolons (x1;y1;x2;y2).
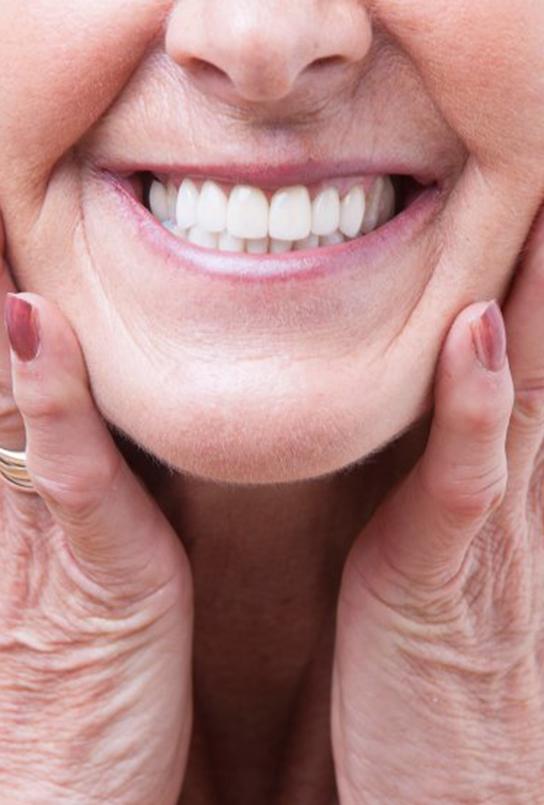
160;222;358;254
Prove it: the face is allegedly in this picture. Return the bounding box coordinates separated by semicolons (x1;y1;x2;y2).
0;0;543;484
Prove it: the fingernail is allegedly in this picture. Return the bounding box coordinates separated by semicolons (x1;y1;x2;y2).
470;300;506;372
4;294;41;362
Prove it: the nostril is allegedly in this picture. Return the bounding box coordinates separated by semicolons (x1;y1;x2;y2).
185;57;229;84
309;55;345;71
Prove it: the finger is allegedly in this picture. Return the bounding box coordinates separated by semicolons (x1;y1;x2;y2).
363;301;514;583
0;215;25;448
4;292;189;597
503;204;544;490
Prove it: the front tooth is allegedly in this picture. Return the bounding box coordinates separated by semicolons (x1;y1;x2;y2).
218;231;245;252
377;176;396;226
246;237;269;254
311;188;340;236
270;238;293;253
294;234;319;251
149;180;170;222
176;179;199;229
197;180;228;233
361;177;385;234
227;185;269;239
269;186;311;242
339;186;366;238
188;225;218;249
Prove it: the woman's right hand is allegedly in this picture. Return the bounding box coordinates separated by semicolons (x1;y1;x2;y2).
0;220;193;804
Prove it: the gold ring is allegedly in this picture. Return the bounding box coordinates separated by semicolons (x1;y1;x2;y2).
0;446;35;493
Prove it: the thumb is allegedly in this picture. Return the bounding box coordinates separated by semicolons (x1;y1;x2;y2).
357;300;514;585
4;292;189;598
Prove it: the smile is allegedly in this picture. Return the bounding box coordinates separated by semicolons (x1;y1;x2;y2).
143;173;400;254
136;170;433;256
97;161;444;283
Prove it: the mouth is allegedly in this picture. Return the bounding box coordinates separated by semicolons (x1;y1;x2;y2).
94;157;445;284
125;169;432;255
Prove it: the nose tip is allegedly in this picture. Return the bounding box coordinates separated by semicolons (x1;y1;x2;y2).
166;1;372;104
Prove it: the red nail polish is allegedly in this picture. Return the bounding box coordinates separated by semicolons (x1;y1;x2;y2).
470;300;506;372
4;294;41;362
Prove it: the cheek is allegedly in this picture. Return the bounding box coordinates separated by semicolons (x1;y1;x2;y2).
0;0;170;189
380;0;544;175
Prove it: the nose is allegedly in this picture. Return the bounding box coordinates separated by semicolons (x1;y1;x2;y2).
165;0;372;104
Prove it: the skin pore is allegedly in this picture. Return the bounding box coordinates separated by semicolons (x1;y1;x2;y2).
0;1;543;800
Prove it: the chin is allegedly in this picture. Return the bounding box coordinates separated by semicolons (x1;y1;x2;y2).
96;368;430;485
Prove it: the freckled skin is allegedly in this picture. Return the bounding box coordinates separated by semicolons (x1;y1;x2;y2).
0;0;542;483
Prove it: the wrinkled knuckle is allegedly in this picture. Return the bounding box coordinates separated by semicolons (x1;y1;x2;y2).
18;386;90;431
423;464;507;523
30;453;122;522
446;480;506;523
513;383;544;430
459;393;510;438
16;385;67;423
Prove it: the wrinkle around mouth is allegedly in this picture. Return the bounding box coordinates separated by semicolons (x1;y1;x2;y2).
378;199;449;358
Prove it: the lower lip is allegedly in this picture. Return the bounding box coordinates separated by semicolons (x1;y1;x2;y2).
99;169;444;285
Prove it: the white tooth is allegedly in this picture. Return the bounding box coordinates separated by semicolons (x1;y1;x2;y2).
339;186;366;238
218;231;245;252
269;186;312;242
149;180;170;222
319;231;345;247
227;185;269;239
176;179;199;229
377;176;396;226
361;177;385;234
246;237;269;254
167;182;178;220
197;180;228;233
188;225;218;249
311;187;340;236
162;219;186;237
294;234;319;251
270;238;293;253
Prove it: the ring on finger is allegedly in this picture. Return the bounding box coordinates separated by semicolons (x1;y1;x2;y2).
0;445;35;493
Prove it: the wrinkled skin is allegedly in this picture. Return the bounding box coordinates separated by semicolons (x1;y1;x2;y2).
0;1;542;482
0;1;543;803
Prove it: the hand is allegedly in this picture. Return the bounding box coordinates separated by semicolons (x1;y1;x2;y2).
332;207;544;804
0;219;193;804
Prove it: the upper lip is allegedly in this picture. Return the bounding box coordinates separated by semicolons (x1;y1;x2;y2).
95;158;443;190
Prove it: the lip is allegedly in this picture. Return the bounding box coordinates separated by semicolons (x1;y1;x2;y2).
100;158;441;191
97;167;445;284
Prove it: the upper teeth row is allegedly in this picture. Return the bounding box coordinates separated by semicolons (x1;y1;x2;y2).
148;176;395;246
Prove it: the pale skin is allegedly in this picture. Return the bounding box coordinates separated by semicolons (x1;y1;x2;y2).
0;1;543;803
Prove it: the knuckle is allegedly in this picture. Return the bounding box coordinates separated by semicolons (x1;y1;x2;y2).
446;480;506;523
422;463;507;523
512;382;544;430
16;390;96;452
15;378;89;425
449;374;515;438
29;452;122;522
466;380;512;432
16;387;67;423
458;399;505;438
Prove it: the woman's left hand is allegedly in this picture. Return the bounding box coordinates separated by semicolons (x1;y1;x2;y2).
332;207;544;804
